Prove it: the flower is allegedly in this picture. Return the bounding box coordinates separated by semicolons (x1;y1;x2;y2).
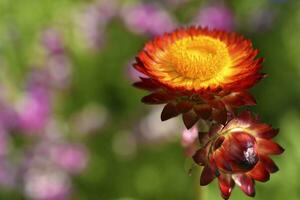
133;27;264;128
192;111;284;199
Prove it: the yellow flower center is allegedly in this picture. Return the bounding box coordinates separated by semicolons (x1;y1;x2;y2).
165;36;231;82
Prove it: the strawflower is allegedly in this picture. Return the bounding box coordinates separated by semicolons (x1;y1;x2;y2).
193;111;284;199
133;27;264;128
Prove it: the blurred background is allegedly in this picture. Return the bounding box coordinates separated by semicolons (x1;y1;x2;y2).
0;0;299;199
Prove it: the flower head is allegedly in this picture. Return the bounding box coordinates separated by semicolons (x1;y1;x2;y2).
193;111;284;199
133;27;264;128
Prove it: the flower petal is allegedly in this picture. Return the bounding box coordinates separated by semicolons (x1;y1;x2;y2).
248;162;270;182
218;174;235;200
232;174;255;197
200;165;215;186
255;128;279;139
194;104;212;120
192;148;207;166
176;101;193;113
212;109;227;124
257;139;284;155
133;78;160;91
222;91;256;107
141;92;175;104
259;155;279;173
161;102;180;121
182;110;200;129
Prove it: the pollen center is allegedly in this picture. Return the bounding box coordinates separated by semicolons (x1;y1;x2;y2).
166;36;231;81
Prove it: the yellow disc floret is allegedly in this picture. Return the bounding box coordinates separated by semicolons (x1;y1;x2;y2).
155;36;232;90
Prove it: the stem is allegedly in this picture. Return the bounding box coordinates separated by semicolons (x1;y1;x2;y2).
196;166;204;200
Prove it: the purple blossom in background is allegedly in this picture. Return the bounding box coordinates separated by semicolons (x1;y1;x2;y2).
16;86;51;134
0;160;16;188
78;0;118;50
121;3;177;36
194;4;234;31
51;144;88;174
0;128;9;157
0;101;19;131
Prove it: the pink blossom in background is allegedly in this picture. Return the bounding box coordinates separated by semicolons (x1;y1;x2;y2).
181;126;198;157
42;29;64;55
16;86;51;133
24;167;71;200
51;144;88;174
41;29;72;90
46;54;72;89
121;3;177;36
78;0;118;50
194;4;235;31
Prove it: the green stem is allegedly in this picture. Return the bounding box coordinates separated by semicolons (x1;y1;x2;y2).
196;166;204;200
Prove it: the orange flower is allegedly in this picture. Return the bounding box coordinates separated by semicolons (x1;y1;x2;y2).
193;111;284;199
133;27;264;128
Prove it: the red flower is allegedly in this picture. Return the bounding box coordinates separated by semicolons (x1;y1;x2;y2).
133;27;264;128
193;111;284;199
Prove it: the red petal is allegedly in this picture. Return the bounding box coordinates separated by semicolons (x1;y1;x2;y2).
233;174;255;197
238;110;253;122
259;155;279;173
192;148;207;165
212;109;227;124
257;139;284;155
182;110;200;129
141;92;174;104
222;91;256;107
193;104;212;120
208;124;224;138
198;132;210;146
133;78;160;91
256;128;279;139
200;165;215;186
176;102;193;113
248;162;270;182
161;103;180;121
218;174;235;200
